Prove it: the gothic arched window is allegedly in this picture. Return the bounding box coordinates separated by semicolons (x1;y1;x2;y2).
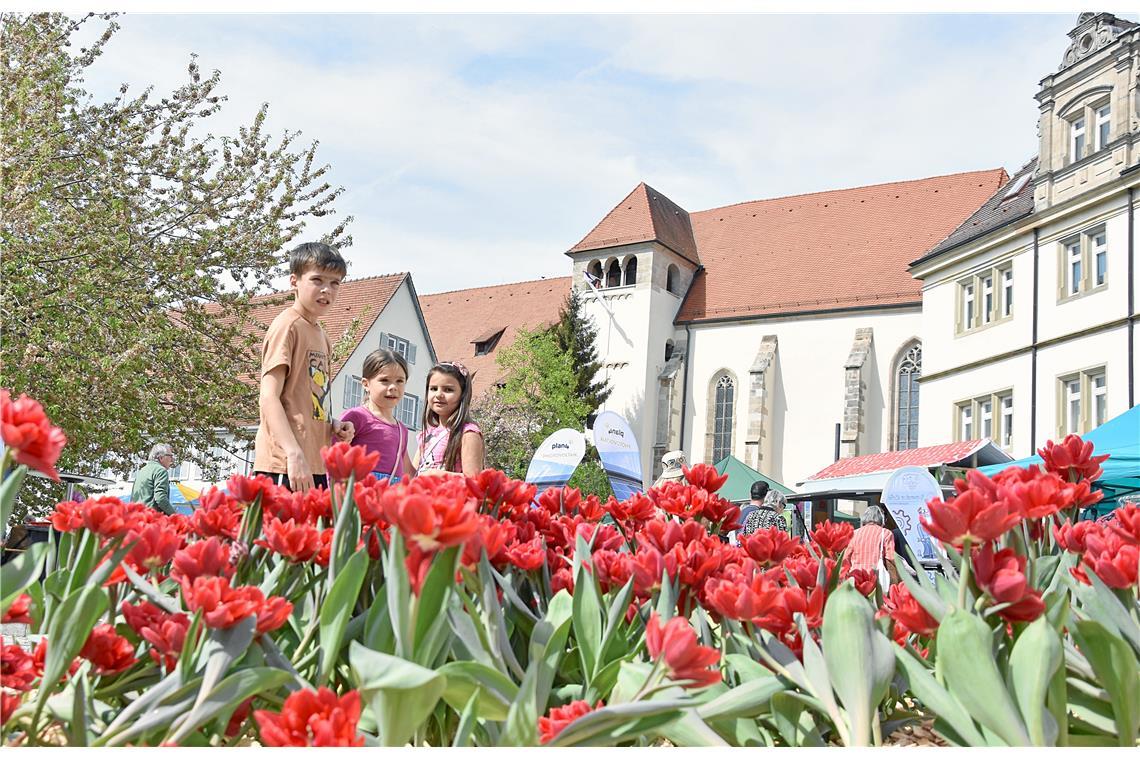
895;343;921;450
606;259;622;288
712;374;735;462
624;256;638;285
588;260;603;286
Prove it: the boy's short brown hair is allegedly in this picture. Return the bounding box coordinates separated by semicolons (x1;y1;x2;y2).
289;242;347;278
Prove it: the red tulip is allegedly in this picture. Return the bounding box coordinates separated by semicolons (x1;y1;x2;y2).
171;536;235;587
1038;434;1108;483
1;691;21;725
506;535;545;571
225;473;283;508
467;469;536;517
608;492;658;524
257;517;322;563
920;484;1022;549
0;389;66;481
972;544;1044;623
256;596;294;635
538;699;603;744
741;527;802;566
226;697;254;738
644;613;721;688
461;514;515;568
1054;520;1099;553
842;565;878;597
682;463;729;492
811;520;854;556
140;614;192;672
321;442;380;483
254;687;363;746
381;486;479;553
881;583;939;637
704;572;781;622
126;522;183;572
79;496;131;538
183;577;263;629
1109;504;1140;546
49;500;85;532
1075;530;1140;589
2;594;32;625
79;623;138;676
191;490;244;540
1;643;39;691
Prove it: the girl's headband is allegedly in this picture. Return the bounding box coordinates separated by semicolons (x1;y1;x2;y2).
439;361;470;379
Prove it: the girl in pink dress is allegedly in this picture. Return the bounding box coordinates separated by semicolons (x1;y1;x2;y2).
412;361;485;477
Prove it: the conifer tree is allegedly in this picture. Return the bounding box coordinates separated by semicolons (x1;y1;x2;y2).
550;287;610;412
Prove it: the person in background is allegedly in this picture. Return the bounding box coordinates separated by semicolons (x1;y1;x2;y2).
253;242;355;493
732;480;787;544
340;349;413;482
652;450;687;488
412;361;485;477
848;504;900;587
131;443;175;515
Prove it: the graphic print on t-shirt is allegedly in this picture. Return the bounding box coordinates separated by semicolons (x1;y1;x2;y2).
308;350;330;422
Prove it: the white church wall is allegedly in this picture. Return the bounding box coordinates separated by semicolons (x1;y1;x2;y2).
682;307;922;487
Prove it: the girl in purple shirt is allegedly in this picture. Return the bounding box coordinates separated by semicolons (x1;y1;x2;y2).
340;350;414;482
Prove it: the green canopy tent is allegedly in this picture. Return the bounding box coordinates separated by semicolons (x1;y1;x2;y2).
713;455;792;503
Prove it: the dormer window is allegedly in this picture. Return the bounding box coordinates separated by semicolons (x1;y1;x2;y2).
472;327;505;356
1070;116;1086;162
1094;102;1111;149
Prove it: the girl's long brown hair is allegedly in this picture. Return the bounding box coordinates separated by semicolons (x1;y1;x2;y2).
420;362;476;472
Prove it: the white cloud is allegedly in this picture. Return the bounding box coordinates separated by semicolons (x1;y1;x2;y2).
76;12;1118;294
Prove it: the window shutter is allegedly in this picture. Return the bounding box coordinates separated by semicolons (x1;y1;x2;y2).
407;341;417;364
378;332;388;351
342;377;354;408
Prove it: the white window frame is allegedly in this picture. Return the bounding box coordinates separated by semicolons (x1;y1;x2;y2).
981;273;994;325
1070;116;1086;163
1000;394;1014;450
1092;231;1107;287
957;262;1014;335
1094;103;1111;150
1091;372;1107;429
397;393;420;430
955;390;1013;445
1059;226;1108;300
1001;266;1014;318
343;375;365;409
1058;367;1106;436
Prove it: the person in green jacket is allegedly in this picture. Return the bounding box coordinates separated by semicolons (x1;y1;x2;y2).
131;443;176;515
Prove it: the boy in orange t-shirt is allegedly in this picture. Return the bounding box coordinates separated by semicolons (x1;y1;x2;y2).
253;242;355;492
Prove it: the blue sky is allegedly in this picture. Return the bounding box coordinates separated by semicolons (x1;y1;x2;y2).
79;12;1114;294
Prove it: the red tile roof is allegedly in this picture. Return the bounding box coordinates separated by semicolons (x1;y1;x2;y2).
595;169;1005;322
568;182;700;265
419;277;572;399
804;440;994;481
242;273;407;380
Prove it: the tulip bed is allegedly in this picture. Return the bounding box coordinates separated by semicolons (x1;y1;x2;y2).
1;389;1138;746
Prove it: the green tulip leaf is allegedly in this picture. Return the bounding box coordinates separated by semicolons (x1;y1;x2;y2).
936;609;1029;746
1072;619;1140;746
1008;617;1061;746
349;641;445;747
318;548;368;684
821;582;894;746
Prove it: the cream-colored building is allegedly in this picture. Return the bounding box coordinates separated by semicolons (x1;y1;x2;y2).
912;12;1139;458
